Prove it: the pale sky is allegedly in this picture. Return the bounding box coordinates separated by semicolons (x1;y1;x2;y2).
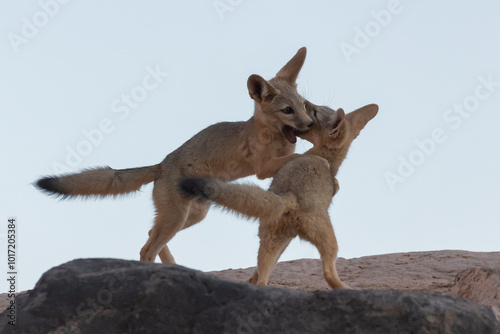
1;1;499;292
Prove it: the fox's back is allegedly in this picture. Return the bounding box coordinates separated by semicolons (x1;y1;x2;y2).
161;121;255;179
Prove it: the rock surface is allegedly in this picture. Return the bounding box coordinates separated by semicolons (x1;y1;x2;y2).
1;252;499;333
450;267;500;320
212;250;500;293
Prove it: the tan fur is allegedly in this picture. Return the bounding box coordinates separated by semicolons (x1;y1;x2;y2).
35;48;315;263
37;165;160;198
181;103;378;289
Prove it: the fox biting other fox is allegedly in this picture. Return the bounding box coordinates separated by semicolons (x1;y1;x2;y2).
36;48;318;264
180;103;378;289
35;47;378;290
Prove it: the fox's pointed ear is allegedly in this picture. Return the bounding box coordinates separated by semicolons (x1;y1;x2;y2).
329;108;345;136
275;47;307;83
346;104;379;137
247;74;278;102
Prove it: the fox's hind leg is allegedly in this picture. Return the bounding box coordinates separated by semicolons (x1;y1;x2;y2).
252;223;293;286
156;200;209;264
140;204;189;262
157;246;176;264
249;237;292;284
147;227;174;263
140;179;191;262
299;214;350;289
182;199;210;229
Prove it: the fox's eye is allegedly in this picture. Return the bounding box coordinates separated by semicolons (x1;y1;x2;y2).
313;109;317;118
282;107;294;114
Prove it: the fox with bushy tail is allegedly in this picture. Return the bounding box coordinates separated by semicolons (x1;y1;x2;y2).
180;103;378;289
179;177;300;223
36;165;160;199
35;47;316;264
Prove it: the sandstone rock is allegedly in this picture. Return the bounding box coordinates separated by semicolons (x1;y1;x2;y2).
212;250;500;293
1;258;498;334
451;267;500;321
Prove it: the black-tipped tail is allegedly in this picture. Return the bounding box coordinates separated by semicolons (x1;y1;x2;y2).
181;177;295;221
178;177;213;199
34;176;68;198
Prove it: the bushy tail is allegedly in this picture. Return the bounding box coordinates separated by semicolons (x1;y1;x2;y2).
179;177;297;221
35;164;160;199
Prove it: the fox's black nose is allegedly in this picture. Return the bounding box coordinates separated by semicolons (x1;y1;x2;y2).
307;120;314;128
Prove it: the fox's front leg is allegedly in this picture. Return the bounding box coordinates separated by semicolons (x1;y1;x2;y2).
333;177;340;196
255;154;301;179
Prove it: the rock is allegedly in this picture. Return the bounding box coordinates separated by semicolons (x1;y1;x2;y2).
451;267;500;321
212;250;500;293
1;258;499;334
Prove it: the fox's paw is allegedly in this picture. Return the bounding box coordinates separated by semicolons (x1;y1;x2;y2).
248;270;259;284
139;247;156;262
318;157;330;169
333;178;340;196
337;282;351;289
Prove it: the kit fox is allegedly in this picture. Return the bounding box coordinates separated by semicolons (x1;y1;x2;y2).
180;103;378;289
36;48;315;263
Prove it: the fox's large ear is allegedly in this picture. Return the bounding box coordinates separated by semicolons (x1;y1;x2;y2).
275;47;307;83
329;108;345;136
247;74;278;102
345;104;379;138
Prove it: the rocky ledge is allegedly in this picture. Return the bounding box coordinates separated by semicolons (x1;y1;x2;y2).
1;252;499;333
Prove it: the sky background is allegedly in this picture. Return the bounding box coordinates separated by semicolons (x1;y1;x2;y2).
1;1;499;292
